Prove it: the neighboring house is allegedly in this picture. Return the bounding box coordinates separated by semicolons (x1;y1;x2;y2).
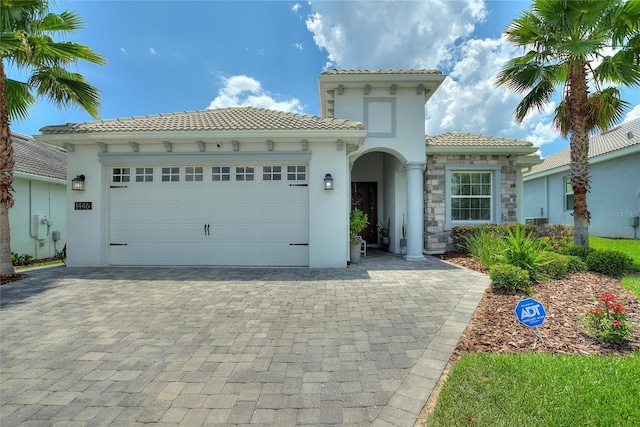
524;118;640;239
9;132;67;260
36;69;540;268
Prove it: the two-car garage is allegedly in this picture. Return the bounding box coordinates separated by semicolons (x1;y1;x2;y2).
108;162;309;266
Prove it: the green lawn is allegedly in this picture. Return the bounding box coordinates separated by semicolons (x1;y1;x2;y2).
424;352;640;426
590;236;640;270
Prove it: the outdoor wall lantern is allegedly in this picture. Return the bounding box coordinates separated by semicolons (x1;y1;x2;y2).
72;175;86;191
324;173;334;191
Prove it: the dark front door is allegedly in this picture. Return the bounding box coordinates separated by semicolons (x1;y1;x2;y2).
351;182;378;244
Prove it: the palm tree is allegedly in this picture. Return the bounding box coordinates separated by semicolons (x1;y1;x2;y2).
1;0;106;279
496;0;640;247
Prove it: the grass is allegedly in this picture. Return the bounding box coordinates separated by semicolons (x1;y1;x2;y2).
590;236;640;270
425;352;640;426
622;274;640;299
15;259;64;270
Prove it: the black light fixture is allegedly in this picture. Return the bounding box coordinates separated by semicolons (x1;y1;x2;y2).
71;175;85;191
324;173;334;191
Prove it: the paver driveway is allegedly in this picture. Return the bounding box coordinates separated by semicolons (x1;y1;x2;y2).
1;252;489;426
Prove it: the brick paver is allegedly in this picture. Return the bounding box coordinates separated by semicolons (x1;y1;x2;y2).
0;251;488;426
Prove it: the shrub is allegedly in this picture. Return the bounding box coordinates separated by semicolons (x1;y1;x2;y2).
11;252;35;266
540;251;569;280
489;264;531;294
464;229;506;268
586;250;634;278
566;255;587;273
451;223;539;253
498;223;549;283
562;245;595;262
538;224;574;251
581;294;632;344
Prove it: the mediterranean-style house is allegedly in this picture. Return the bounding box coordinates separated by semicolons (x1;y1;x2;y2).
524;118;640;239
36;69;540;267
10;132;67;260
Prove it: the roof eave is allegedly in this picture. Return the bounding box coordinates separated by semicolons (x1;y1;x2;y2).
14;171;66;184
426;146;537;155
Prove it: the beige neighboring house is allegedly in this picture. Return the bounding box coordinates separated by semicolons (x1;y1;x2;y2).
424;133;541;253
9;132;67;260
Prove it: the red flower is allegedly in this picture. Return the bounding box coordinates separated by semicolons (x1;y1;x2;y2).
600;294;616;302
613;320;622;327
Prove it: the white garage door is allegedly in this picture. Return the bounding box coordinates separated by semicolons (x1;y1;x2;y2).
109;163;309;266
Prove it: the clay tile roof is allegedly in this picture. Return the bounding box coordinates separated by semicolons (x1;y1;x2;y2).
12;132;66;180
321;69;443;75
39;106;365;134
525;118;640;176
426;132;533;148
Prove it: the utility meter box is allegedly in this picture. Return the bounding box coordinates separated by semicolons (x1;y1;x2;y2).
52;230;61;241
630;216;639;228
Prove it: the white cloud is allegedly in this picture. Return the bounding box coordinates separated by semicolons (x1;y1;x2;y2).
291;3;302;13
149;47;156;55
624;104;640;122
304;0;562;148
294;42;303;50
120;47;127;54
207;75;303;113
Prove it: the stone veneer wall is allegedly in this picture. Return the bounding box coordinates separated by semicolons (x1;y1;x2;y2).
424;154;518;253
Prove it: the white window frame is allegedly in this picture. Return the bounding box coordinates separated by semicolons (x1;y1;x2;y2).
135;167;153;183
262;165;282;181
287;165;306;181
185;166;204;182
444;164;502;230
564;176;574;211
112;167;131;183
235;166;255;182
161;167;180;182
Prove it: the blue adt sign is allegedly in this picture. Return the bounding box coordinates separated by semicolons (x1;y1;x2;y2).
515;298;546;327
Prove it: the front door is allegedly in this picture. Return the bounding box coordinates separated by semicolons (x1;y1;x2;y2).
351;182;378;244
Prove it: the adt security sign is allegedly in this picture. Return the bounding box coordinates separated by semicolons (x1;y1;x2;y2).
515;298;546;327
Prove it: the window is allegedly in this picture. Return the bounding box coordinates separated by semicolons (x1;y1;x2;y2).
263;166;282;181
212;166;230;181
564;177;574;211
450;171;492;221
185;166;204;182
161;167;180;182
112;168;130;183
236;166;254;181
135;167;153;182
287;165;306;181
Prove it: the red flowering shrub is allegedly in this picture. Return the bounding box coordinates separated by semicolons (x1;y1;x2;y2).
582;294;632;344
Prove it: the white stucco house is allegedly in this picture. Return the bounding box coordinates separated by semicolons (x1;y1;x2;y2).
524;118;640;239
10;132;67;260
36;69;540;267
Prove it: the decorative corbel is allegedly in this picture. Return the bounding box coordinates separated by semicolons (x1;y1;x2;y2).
97;142;108;153
336;139;344;151
416;83;424;95
364;84;371;95
301;140;309;151
163;141;172;152
267;140;273;151
337;85;344;95
390;84;397;95
346;143;358;154
197;140;205;152
129;141;139;152
232;140;239;152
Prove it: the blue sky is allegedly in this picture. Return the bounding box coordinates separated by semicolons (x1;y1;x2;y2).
8;0;640;157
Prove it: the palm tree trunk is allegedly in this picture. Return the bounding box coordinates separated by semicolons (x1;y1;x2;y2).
0;59;16;278
568;63;591;247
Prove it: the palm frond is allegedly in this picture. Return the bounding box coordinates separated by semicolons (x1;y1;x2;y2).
595;52;640;86
584;89;631;133
4;78;36;122
28;66;102;118
39;10;86;33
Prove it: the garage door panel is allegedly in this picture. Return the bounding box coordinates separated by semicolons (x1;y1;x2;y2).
109;163;309;266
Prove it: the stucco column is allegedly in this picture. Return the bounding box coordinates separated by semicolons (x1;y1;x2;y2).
405;162;425;260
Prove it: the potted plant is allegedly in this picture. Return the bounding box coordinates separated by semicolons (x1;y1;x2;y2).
350;208;369;264
378;218;390;246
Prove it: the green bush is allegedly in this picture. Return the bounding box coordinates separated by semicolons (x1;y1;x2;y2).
464;229;506;268
498;223;549;283
566;255;587;273
540;251;569;279
562;245;595;262
538;224;574;251
586;250;634;278
451;223;539;253
489;264;531;294
11;252;34;266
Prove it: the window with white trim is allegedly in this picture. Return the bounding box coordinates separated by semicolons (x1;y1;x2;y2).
235;166;254;181
450;171;492;221
135;167;153;182
564;176;574;211
212;166;230;181
185;166;204;182
112;168;131;183
263;166;282;181
287;165;306;181
161;167;180;182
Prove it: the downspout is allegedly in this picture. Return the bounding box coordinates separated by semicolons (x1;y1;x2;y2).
28;180;38;258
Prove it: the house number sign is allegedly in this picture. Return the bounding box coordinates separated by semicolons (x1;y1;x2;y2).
74;202;93;210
